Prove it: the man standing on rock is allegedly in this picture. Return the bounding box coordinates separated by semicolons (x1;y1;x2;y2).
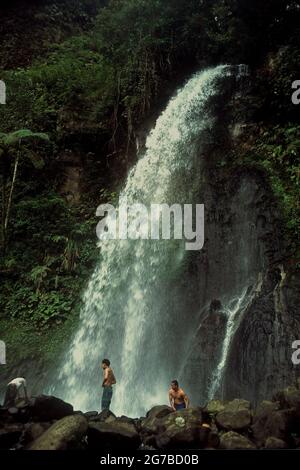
101;359;116;411
169;380;189;411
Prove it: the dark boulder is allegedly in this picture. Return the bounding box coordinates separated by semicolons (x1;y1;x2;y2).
220;431;256;449
30;395;73;422
206;431;220;449
253;400;280;419
206;400;226;415
265;437;288;449
89;409;116;424
141;405;173;436
88;419;141;451
118;415;138;426
146;405;174;419
154;408;204;450
155;424;201;450
21;422;52;445
252;408;294;447
273;386;300;412
0;423;24;449
29;414;88;450
84;411;99;420
215;399;252;431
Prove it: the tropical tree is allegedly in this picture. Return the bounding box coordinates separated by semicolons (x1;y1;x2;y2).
0;129;49;253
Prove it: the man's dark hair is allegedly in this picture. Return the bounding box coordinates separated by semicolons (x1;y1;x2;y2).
102;359;110;367
171;380;179;387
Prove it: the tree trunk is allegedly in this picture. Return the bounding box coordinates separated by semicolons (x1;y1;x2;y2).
4;150;20;235
1;174;6;254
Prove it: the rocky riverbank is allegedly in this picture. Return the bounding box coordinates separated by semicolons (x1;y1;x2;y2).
1;380;300;450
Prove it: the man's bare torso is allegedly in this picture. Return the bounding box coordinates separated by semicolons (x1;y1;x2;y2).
103;367;116;387
169;387;186;405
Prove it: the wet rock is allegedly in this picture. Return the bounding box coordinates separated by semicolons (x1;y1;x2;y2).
205;430;220;449
89;409;116;424
0;423;24;449
184;303;227;404
29;414;88;450
88;419;141;451
273;386;300;411
84;411;98;420
293;436;300;448
253;400;280;421
156;423;200;450
252;408;294;447
118;416;138;427
141;405;173;435
220;431;256;449
30;395;73;422
154;408;204;450
146;405;173;420
142;434;157;448
22;422;52;445
89;410;117;423
161;407;203;427
265;437;288;449
0;403;31;424
206;400;226;415
215;399;252;431
223;269;300;406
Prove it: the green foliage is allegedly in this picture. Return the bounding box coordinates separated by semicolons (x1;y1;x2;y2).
254;44;300;122
256;125;300;245
0;129;49;170
233;124;300;256
28;265;51;294
0;0;104;69
0;129;49;147
0;0;299;367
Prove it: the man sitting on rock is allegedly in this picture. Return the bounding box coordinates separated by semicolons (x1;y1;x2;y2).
101;359;116;411
3;377;29;408
169;380;189;411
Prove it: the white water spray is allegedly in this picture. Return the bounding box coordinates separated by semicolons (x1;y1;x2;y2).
53;65;241;417
208;290;252;400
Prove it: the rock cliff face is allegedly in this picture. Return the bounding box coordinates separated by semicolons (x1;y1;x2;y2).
224;268;300;403
183;75;300;406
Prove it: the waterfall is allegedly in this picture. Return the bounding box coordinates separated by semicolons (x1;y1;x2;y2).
208;289;251;400
53;65;242;417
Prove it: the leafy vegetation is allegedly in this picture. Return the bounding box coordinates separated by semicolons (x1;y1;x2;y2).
233;124;300;258
0;129;49;252
0;0;299;372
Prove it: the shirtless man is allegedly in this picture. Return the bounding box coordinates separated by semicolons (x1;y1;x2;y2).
169;380;189;411
101;359;116;411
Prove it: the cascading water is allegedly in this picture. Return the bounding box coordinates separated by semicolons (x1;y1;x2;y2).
53;65;243;417
208;289;252;400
